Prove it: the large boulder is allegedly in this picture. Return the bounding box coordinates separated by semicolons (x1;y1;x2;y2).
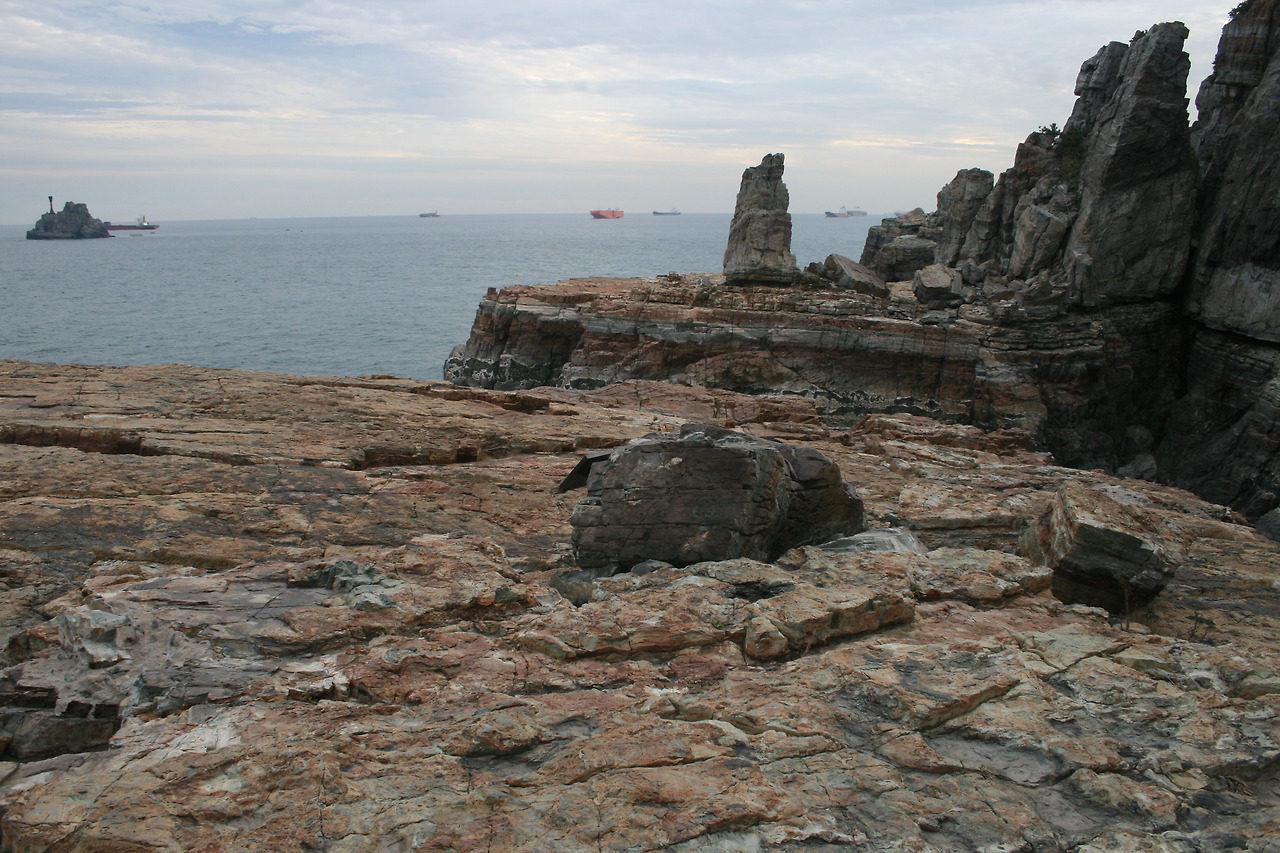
569;424;865;573
809;254;889;296
1021;482;1184;613
934;168;996;266
723;153;800;285
913;263;965;308
26;202;110;240
859;208;938;281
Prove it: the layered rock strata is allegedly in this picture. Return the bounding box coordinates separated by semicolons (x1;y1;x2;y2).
445;274;1185;474
448;13;1280;525
1;360;1278;850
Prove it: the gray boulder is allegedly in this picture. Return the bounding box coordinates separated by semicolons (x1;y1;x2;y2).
859;209;938;281
913;263;965;309
934;168;995;266
812;254;890;297
1021;481;1183;614
570;424;865;573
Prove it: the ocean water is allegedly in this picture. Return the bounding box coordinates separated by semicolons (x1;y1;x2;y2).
0;213;876;381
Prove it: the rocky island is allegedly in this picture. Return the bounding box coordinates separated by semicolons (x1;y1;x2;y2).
25;199;110;240
1;7;1279;853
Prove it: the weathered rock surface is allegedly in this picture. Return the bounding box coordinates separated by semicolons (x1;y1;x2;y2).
25;201;110;240
1;360;1278;851
568;424;865;572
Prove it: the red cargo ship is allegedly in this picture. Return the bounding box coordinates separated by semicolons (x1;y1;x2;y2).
105;215;159;231
590;209;623;219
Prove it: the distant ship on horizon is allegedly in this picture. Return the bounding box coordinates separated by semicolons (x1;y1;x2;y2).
105;215;158;231
652;209;681;216
419;211;440;218
590;209;623;219
824;207;867;218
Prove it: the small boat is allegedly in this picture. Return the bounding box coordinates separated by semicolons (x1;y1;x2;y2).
419;211;440;218
105;215;159;231
824;207;867;218
590;209;623;219
652;209;681;216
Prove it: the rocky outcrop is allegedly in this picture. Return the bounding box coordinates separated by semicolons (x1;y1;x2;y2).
1;360;1278;850
568;424;865;572
25;201;110;240
722;153;801;285
444;272;1185;474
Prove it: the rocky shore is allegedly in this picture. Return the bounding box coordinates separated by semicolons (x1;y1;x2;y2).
1;359;1278;850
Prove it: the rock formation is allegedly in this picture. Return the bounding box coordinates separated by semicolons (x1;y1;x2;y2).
722;153;801;285
447;11;1280;529
25;201;110;239
1;360;1278;850
568;424;865;573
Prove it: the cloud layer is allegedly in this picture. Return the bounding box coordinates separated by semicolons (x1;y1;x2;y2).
0;1;1240;221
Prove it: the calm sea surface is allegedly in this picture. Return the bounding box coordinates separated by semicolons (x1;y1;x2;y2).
0;213;875;381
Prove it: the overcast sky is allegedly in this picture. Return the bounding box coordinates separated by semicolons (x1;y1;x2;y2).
1;1;1240;223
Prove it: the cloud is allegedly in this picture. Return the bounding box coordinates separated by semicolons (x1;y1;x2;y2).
0;0;1242;221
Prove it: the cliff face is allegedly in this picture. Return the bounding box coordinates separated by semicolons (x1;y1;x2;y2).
448;13;1280;526
1164;0;1280;520
25;201;110;240
1;360;1278;850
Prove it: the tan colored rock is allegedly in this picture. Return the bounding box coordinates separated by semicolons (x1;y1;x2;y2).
1;361;1278;851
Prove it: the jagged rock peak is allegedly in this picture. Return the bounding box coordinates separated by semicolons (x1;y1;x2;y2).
723;153;800;285
26;201;110;240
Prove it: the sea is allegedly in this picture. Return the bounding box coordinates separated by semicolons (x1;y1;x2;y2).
0;213;877;382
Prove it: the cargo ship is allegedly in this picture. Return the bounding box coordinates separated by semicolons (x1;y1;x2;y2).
652;209;681;216
105;216;159;231
590;209;623;219
824;207;866;218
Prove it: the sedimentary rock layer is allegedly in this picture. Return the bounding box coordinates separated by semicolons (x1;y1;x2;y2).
446;275;1184;472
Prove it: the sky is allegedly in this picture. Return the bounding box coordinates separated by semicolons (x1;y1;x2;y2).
0;1;1242;224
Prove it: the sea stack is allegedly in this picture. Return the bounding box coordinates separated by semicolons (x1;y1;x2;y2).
26;201;110;240
723;153;800;284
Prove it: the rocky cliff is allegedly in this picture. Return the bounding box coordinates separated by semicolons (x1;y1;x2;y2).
25;201;110;240
447;11;1280;529
1;360;1277;850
